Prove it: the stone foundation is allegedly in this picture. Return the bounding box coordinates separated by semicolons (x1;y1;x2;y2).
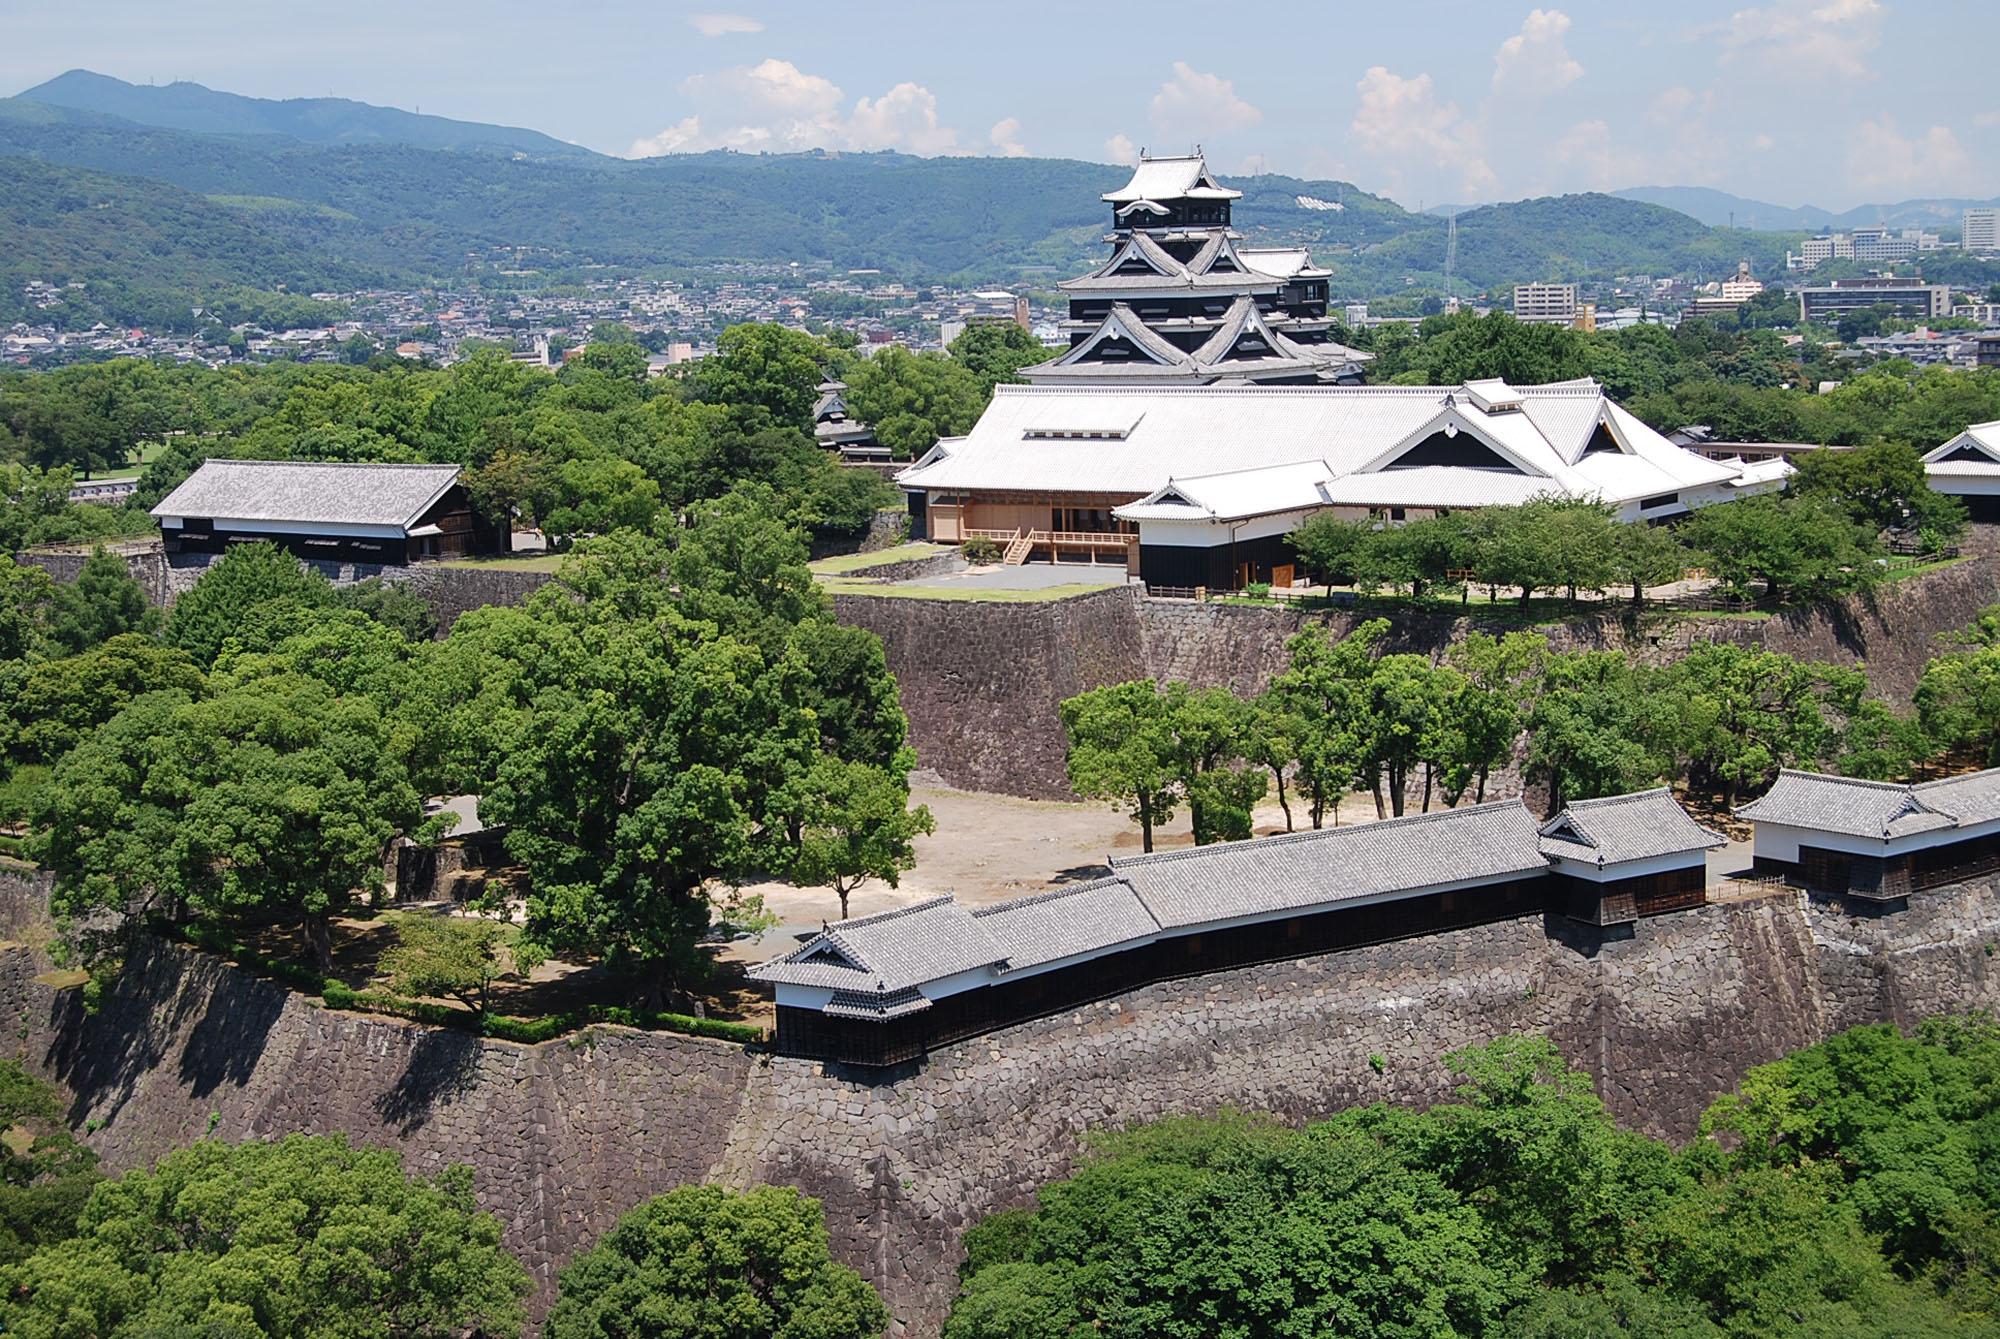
2;880;1996;1335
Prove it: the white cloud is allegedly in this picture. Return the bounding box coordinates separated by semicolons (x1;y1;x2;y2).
1551;119;1644;190
1348;66;1496;197
687;13;763;37
1493;9;1584;96
1845;118;1979;196
989;117;1029;158
1105;133;1140;166
1148;61;1262;140
1648;85;1699;122
628;58;968;157
1715;0;1882;79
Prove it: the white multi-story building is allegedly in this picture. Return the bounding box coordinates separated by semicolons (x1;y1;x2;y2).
1966;208;2000;253
1512;283;1579;325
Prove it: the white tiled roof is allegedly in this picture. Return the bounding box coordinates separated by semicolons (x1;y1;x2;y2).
1539;789;1724;866
1119;460;1337;522
1103;155;1243;203
152;460;461;530
901;381;1739;505
1737;770;1958;839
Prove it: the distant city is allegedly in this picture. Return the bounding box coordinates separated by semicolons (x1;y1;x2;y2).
9;197;1998;376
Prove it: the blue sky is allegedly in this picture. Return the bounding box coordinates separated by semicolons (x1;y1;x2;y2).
3;0;1993;211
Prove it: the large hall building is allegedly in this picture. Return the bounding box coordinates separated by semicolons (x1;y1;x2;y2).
1023;151;1371;388
899;378;1790;589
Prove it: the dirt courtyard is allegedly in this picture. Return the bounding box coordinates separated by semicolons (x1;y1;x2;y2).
726;781;1389;968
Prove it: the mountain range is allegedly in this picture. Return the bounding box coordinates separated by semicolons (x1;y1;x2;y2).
18;69;593;160
1611;185;2000;234
3;69;1973;333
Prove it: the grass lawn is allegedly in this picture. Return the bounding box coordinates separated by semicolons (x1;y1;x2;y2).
82;439;167;483
437;553;566;574
818;578;1111;603
808;542;953;575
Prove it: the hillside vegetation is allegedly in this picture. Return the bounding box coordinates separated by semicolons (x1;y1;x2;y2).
0;94;1808;320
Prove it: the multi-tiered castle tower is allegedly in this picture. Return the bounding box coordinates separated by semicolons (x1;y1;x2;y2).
1023;150;1370;386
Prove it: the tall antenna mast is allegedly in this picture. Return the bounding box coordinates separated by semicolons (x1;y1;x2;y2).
1443;210;1458;299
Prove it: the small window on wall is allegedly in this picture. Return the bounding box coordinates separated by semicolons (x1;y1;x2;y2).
1640;493;1678;511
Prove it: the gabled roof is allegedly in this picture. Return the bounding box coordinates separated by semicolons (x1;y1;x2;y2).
1737;770;1960;839
1239;247;1329;280
900;381;1747;502
1924;422;2000;477
1539;789;1725;866
751;895;1007;993
1103;153;1243;204
1060;231;1282;295
1040;304;1195;373
1116;460;1337;522
152;460;461;530
1110;800;1548;931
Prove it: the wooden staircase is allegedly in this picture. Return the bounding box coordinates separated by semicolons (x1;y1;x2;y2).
1002;529;1036;565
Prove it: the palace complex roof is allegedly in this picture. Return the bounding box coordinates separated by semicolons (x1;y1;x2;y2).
900;380;1766;513
1537;789;1725;867
1925;421;2000;480
1738;767;2000;839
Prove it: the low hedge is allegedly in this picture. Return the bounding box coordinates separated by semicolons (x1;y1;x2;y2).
159;921;764;1046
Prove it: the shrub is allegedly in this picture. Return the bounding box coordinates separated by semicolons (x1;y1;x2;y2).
961;536;1003;564
1245;582;1273;600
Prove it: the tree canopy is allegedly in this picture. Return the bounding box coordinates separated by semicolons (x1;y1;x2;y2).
545;1184;888;1339
0;1134;529;1339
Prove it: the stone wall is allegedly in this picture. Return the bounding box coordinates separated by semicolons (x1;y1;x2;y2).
832;586;1146;797
837;556;2000;800
3;881;1997;1335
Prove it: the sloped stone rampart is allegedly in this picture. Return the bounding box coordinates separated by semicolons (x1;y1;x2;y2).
835;555;2000;800
1;882;1996;1335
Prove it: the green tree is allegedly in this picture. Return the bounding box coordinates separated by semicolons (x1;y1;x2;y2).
1270;620;1385;827
1060;681;1176;853
3;634;204;765
846;345;986;460
380;913;542;1017
0;1134;528;1339
0;556;54;664
1683;494;1883;604
1437;632;1548;804
1285;513;1371;587
1791;440;1967;547
1916;641;2000;763
44;546;155;654
1652;644;1863;803
949;323;1047;390
34;673;422;970
545;1185;887;1339
689;324;831;430
162;542;335;667
1608;521;1688;607
0;1062;100;1268
1523;651;1664;810
1158;682;1266;843
790;756;936;921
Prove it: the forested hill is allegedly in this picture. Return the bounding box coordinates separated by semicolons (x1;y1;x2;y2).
0;92;1794;323
0;156;403;329
18;69;595;160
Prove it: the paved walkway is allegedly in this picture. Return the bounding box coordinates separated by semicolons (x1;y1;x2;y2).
887;561;1133;592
